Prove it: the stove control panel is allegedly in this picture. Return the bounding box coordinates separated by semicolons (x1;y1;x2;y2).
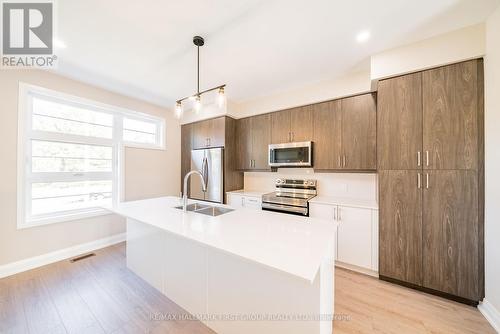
274;178;317;189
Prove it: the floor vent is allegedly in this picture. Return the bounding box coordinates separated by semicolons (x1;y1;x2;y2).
70;253;96;263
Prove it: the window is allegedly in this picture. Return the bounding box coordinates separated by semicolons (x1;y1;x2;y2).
18;83;165;228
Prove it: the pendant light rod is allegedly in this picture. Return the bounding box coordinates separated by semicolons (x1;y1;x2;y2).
176;84;226;104
197;44;200;95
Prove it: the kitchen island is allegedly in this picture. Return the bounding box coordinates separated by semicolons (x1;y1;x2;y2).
110;197;337;334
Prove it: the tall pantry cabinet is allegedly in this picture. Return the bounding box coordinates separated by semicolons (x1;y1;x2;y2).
377;59;484;304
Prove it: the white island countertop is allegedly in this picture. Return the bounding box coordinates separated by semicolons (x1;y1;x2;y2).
110;196;337;283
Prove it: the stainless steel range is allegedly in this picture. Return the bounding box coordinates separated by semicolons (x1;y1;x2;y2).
261;178;317;216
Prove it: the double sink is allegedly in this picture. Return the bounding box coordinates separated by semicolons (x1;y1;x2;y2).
174;203;234;217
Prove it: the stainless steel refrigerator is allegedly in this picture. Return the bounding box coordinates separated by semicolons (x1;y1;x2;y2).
189;147;224;203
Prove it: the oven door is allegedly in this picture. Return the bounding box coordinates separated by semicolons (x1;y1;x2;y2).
268;142;312;167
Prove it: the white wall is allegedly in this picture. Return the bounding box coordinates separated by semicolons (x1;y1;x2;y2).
234;70;371;118
0;70;181;266
244;169;377;202
483;4;500;326
371;23;485;80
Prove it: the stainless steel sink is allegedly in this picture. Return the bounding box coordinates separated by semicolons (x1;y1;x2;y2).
174;203;210;211
174;203;234;216
195;206;234;217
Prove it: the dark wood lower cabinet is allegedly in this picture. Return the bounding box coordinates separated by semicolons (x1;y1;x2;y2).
379;169;483;304
379;170;423;286
423;170;479;301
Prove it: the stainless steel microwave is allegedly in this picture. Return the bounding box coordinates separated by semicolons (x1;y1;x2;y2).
268;141;312;167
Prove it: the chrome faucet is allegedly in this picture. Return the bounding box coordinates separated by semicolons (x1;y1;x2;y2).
182;171;207;212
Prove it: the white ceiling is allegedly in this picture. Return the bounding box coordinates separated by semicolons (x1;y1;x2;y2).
54;0;499;108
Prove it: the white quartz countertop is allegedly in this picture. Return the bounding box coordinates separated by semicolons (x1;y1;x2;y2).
309;196;378;210
226;189;268;197
110;196;337;283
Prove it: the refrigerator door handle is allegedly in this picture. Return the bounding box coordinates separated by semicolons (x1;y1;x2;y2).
202;157;209;191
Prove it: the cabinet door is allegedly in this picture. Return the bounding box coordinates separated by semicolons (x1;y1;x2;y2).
227;194;244;208
208;117;226;147
271;110;291;144
235;117;252;170
193;120;210;149
341;94;377;170
337;206;373;269
309;203;338;260
290;106;313;142
379;170;423;285
422;170;479;300
243;196;262;209
312;101;342;169
378;73;423;170
181;124;193;193
252;114;272;170
423;61;479;170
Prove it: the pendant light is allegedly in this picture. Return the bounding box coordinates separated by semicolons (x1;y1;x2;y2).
175;36;226;118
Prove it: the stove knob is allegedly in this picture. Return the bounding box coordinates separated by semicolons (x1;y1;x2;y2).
276;179;282;184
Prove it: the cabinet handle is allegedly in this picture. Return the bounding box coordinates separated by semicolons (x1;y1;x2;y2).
333;207;337;221
426;150;429;167
241;197;244;206
252;160;255;168
426;173;429;189
338;155;341;167
292;132;294;141
417;173;421;189
338;207;341;221
342;155;346;167
249;160;252;168
417;151;421;167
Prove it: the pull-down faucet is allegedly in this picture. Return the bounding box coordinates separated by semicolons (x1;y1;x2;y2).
182;171;207;212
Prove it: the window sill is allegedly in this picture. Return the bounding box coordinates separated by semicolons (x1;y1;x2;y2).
18;208;114;229
122;141;166;151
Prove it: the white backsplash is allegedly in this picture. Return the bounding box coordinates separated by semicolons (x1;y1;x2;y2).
243;168;378;202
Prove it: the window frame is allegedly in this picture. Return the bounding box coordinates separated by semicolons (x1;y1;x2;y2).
17;83;166;229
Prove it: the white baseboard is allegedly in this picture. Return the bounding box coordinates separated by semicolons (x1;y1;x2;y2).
479;299;500;333
0;233;126;279
335;261;379;278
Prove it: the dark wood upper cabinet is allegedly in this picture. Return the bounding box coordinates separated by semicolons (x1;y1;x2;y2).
378;73;423;170
312;94;376;171
423;60;479;170
341;94;377;170
290;106;313;142
236;117;252;170
271;110;291;144
422;170;479;300
193;120;210;149
236;114;271;171
192;117;226;149
251;114;272;169
379;170;423;286
312;100;342;169
271;107;313;144
181;123;193;192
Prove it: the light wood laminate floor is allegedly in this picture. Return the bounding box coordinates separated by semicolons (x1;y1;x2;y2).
0;243;494;334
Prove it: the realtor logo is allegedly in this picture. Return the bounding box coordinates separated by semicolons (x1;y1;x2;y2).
1;0;57;68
